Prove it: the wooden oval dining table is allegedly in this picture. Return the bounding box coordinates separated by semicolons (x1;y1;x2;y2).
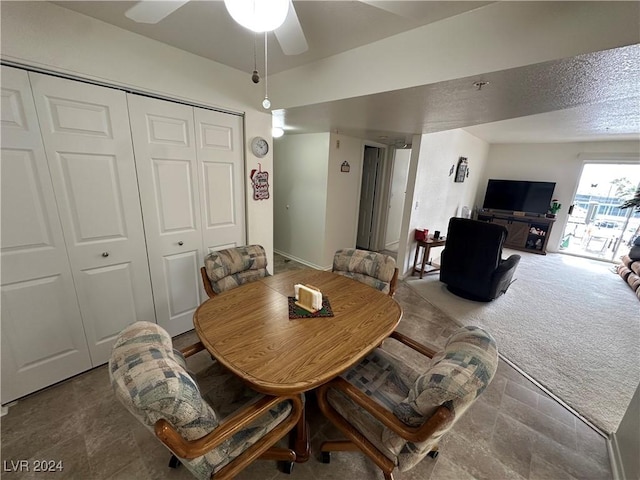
193;268;403;462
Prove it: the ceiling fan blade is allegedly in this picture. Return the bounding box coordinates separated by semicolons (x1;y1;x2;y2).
360;1;428;18
274;1;308;56
125;0;190;24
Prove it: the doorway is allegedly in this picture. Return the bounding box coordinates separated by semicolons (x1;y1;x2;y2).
356;146;383;250
560;162;640;261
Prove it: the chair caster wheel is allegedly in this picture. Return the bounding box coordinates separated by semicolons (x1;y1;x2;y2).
321;451;331;464
280;461;294;474
428;450;439;459
168;454;181;468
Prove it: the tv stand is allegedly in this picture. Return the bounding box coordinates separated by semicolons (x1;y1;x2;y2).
476;211;555;255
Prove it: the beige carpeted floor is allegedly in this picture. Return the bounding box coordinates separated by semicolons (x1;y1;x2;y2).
405;250;640;434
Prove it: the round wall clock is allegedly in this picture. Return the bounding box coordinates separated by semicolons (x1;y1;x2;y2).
251;136;269;158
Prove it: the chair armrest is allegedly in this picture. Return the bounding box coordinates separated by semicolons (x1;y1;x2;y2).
154;393;303;459
317;377;452;443
388;268;399;297
389;331;437;358
495;254;520;274
180;342;205;359
200;266;216;299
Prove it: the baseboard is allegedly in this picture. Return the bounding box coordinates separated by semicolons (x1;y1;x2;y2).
1;401;17;417
274;249;330;271
608;433;625;480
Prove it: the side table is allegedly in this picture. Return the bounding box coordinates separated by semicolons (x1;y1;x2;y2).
412;238;446;279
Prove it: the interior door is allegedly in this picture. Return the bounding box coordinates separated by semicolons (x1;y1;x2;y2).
1;67;92;403
194;108;245;254
29;72;155;365
357;147;380;249
128;94;203;336
384;148;410;250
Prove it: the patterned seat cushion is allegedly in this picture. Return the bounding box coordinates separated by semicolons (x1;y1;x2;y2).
328;348;423;463
204;245;269;294
327;326;497;472
110;321;292;480
332;249;396;293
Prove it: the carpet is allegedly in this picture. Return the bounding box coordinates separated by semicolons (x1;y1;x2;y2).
405;250;640;434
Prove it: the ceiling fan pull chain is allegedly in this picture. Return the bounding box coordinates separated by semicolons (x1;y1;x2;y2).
262;31;271;109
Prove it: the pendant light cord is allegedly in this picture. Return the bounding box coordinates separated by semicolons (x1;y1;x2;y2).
254;34;258;72
262;32;270;109
251;34;260;84
264;31;268;99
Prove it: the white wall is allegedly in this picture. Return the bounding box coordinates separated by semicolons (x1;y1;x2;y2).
273;132;366;270
385;149;411;249
481;141;640;252
1;1;275;267
324;133;364;268
245;120;275;271
1;2;259;111
398;129;489;275
273;133;330;268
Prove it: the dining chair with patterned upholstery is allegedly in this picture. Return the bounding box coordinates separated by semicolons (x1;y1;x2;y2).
316;326;498;480
332;248;398;296
200;244;269;298
109;321;303;480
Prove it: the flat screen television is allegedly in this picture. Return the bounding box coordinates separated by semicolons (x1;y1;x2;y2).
482;179;556;215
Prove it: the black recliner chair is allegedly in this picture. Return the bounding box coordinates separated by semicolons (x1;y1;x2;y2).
440;217;521;302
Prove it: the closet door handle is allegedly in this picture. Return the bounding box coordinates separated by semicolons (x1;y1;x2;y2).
178;241;184;246
102;252;109;257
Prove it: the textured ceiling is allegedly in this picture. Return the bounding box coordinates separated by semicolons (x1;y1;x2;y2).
275;44;640;144
51;1;640;144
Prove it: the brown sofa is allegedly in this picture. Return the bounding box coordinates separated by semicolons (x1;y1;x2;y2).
616;255;640;300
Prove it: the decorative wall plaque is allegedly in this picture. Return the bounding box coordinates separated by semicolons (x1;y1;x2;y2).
250;163;270;200
455;157;468;183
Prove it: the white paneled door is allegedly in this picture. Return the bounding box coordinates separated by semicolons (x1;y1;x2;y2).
1;67;92;404
129;94;202;337
29;72;155;365
128;95;245;336
1;67;247;404
194;108;245;253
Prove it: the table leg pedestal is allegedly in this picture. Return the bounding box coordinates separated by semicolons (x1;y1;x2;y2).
291;409;310;463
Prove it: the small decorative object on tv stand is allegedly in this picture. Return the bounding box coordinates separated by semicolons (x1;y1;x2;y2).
476;210;555;255
547;199;561;218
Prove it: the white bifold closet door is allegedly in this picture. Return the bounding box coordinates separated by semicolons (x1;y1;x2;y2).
1;67;92;404
128;95;245;337
28;72;156;365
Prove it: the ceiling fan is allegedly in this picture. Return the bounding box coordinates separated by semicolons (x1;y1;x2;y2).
123;0;421;56
124;0;309;56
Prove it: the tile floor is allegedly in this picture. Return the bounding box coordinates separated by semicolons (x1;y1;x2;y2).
0;255;613;480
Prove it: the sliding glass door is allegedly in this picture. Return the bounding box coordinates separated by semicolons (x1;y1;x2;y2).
560;162;640;262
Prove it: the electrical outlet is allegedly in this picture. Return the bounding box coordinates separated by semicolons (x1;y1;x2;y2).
336;139;340;149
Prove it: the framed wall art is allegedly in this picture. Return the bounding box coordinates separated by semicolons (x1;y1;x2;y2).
455;157;468;183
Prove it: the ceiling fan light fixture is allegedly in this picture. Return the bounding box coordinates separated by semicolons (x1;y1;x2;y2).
224;0;289;33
